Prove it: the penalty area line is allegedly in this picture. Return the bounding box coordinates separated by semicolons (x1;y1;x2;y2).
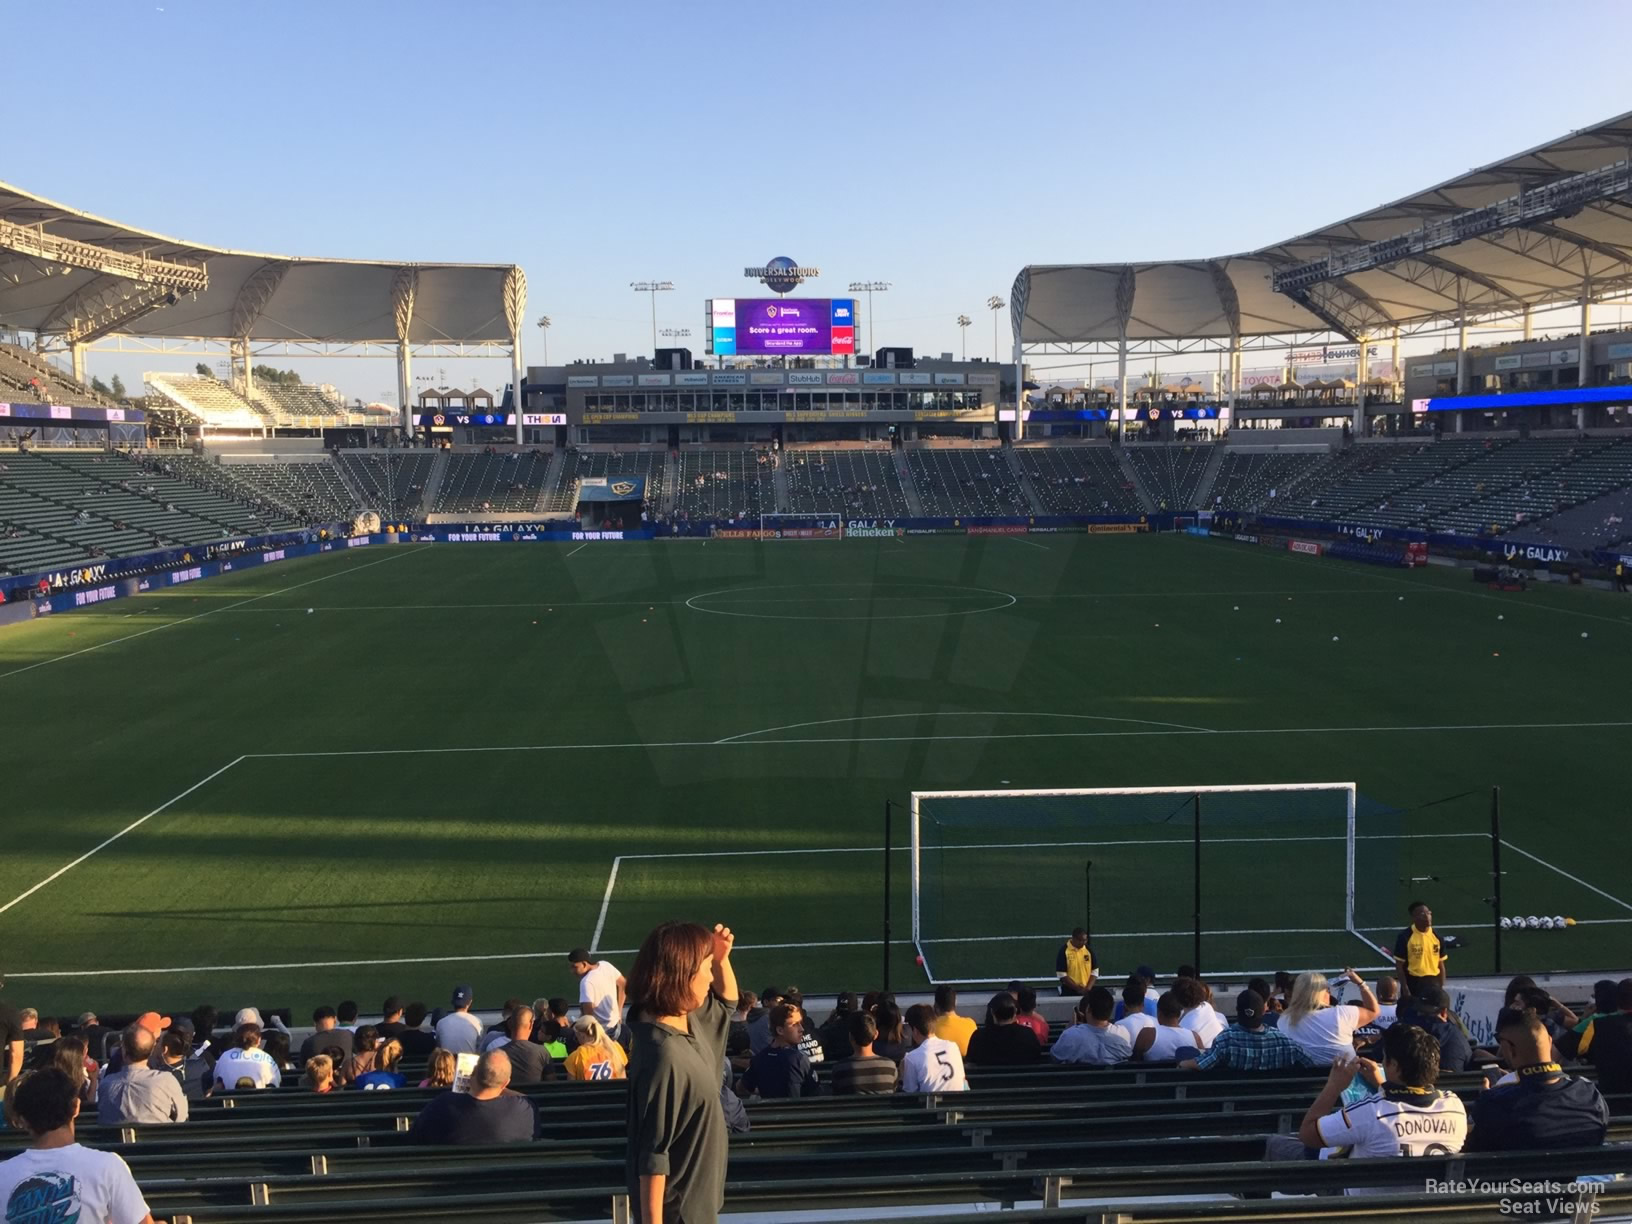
0;756;247;916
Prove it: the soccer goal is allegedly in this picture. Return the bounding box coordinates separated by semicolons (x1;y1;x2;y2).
910;783;1398;985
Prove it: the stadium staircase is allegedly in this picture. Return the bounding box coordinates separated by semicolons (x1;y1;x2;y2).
419;450;449;518
1117;445;1157;511
771;455;790;512
330;455;370;512
1192;444;1227;509
658;450;679;517
893;449;924;516
1005;446;1046;514
533;449;568;514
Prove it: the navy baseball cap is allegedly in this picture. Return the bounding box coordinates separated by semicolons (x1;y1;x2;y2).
451;984;474;1007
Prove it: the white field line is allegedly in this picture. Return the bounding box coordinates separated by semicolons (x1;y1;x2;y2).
611;832;1487;862
1500;839;1632;914
0;545;429;682
714;710;1213;744
565;542;590;557
590;855;622;952
0;756;246;915
238;719;1632;760
203;587;1395;613
1005;535;1049;550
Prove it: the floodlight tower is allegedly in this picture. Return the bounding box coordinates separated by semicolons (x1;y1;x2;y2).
987;296;1006;362
849;281;891;360
957;315;972;361
630;281;674;354
536;315;551;366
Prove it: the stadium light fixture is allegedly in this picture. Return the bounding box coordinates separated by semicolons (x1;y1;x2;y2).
957;314;972;362
659;327;691;342
849;281;891;359
987;296;1006;363
535;315;551;366
630;281;674;354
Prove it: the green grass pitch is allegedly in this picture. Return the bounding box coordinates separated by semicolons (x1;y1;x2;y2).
2;532;1630;1016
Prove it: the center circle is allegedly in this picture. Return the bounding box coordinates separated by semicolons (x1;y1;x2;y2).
684;582;1017;621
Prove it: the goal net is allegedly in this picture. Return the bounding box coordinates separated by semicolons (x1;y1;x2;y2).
911;783;1399;986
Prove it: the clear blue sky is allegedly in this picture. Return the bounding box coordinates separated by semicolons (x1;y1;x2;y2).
10;0;1632;401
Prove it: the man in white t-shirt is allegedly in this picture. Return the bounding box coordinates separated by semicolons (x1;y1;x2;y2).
1132;991;1201;1063
212;1023;282;1091
0;1066;155;1224
568;947;627;1037
1293;1023;1466;1184
901;1003;967;1092
1371;976;1400;1030
1176;977;1226;1050
434;984;484;1055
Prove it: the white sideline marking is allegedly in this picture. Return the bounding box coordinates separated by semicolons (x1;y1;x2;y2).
201;588;1421;613
238;719;1632;760
565;542;590;558
0;756;246;915
0;545;428;683
1500;840;1632;914
714;710;1213;744
1005;535;1049;550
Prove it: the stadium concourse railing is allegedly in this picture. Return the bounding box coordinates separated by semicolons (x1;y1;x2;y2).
2;1063;1625;1222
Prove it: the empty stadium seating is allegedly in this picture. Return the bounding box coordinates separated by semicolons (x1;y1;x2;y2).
337;452;435;520
146;375;269;431
432;451;553;514
543;449;669;515
1014;444;1145;514
676;448;773;520
0;343;112;407
905;447;1028;516
1124;443;1213;510
1208;451;1326;513
783;448;907;518
169;457;352;527
0;451;278;573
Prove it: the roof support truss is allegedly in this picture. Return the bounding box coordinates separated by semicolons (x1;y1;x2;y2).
0;218;208;294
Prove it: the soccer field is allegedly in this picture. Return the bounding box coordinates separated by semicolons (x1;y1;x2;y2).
3;532;1631;1016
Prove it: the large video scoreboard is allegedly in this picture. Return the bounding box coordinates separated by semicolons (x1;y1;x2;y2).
707;298;856;357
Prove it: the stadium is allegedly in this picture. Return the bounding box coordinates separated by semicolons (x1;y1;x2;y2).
3;56;1632;1224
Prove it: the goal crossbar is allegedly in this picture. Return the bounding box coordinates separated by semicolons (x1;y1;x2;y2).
909;782;1366;985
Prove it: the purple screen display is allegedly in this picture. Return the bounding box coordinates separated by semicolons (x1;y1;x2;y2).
734;299;833;354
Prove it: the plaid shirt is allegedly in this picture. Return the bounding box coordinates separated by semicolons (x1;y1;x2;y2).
1193;1022;1317;1071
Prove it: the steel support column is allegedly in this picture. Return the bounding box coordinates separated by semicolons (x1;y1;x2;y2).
1579;284;1592;430
1354;338;1368;436
1455;316;1469;394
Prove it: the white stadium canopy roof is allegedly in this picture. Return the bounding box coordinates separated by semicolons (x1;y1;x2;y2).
1015;110;1632;352
0;180;524;349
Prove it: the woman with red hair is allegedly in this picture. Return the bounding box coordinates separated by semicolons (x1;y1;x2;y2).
625;920;737;1224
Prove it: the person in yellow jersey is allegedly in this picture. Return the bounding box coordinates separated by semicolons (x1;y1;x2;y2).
928;986;977;1056
1055;928;1096;997
1393;901;1447;1000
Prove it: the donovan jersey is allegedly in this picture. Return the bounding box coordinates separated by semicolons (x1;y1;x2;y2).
1317;1085;1467;1161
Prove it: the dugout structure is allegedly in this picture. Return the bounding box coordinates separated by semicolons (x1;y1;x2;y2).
910;783;1401;985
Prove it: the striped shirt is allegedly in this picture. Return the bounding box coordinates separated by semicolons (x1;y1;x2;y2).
829;1052;899;1096
1193;1023;1317;1071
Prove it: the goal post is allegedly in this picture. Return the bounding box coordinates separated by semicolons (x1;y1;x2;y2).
909;783;1388;986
